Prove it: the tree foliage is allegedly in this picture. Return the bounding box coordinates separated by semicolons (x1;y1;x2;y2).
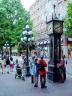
64;2;72;37
18;41;36;53
0;0;32;50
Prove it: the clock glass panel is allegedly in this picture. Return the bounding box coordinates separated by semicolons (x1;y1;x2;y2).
48;22;53;34
54;22;63;33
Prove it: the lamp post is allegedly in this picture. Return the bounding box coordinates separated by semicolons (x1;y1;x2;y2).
21;25;34;76
3;41;10;57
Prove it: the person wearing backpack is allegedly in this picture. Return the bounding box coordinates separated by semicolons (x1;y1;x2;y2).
38;56;47;88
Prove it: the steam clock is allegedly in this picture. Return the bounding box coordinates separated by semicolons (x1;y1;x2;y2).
46;5;66;82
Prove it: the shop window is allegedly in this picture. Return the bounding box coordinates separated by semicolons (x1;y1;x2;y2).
48;0;50;2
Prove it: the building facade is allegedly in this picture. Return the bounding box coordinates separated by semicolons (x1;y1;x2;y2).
29;0;48;40
29;0;71;57
29;0;68;41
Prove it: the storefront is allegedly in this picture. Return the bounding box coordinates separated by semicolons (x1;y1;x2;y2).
36;39;50;59
67;38;72;57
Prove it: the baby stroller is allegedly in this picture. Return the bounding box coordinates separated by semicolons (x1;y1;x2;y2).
15;64;22;79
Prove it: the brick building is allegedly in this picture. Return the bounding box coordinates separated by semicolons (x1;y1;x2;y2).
29;0;68;41
29;0;48;41
29;0;70;56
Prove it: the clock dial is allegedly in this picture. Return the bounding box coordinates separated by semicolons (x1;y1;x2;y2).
54;27;61;33
47;20;63;34
54;22;60;29
48;22;53;34
54;22;63;33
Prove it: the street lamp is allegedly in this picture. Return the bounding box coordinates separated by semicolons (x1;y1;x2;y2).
3;41;10;57
21;25;34;76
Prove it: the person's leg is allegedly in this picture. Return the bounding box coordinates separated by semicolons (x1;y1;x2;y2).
43;75;47;87
40;75;44;88
11;65;13;72
12;64;14;72
31;75;34;83
34;74;38;87
7;65;10;74
40;75;47;88
34;75;36;86
3;65;5;74
6;65;8;73
4;64;6;73
2;65;3;74
61;70;64;82
36;74;38;86
22;69;25;80
10;64;11;72
2;65;5;74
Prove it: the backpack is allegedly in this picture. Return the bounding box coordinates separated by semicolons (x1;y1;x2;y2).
38;64;45;70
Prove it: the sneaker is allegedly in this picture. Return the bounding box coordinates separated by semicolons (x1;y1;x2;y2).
34;85;38;87
22;77;25;81
43;86;47;88
7;72;9;74
41;86;47;89
31;81;34;84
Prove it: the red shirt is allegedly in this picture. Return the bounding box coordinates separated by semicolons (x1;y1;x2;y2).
38;59;47;75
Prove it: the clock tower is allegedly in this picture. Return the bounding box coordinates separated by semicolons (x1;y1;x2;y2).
47;5;66;82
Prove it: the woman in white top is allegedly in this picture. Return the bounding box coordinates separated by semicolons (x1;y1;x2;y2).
1;58;6;74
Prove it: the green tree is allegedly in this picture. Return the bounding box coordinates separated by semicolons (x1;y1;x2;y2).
64;2;72;37
0;0;32;50
18;41;36;53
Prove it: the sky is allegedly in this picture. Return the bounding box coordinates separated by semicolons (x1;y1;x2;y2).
21;0;36;10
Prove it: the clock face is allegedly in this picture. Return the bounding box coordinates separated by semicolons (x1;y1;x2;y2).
54;22;63;33
48;22;53;34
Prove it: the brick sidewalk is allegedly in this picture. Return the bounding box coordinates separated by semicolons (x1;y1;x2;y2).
0;73;72;96
0;57;72;96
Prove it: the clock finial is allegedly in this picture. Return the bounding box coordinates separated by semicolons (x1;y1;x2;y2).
53;4;58;19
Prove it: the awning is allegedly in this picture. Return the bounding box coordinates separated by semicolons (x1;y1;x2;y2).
44;41;47;44
12;50;18;53
37;42;40;45
68;38;72;41
40;42;43;45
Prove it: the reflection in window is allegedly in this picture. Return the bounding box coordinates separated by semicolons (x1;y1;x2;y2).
48;0;50;2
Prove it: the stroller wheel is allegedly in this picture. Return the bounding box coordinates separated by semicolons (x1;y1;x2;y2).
22;76;25;81
18;75;21;78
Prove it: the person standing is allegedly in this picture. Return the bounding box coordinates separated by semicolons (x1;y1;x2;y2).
15;59;18;65
63;55;67;65
57;56;66;82
0;58;2;69
34;58;39;87
38;57;47;88
30;56;36;83
6;57;10;74
21;56;25;80
10;57;14;72
1;57;6;74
